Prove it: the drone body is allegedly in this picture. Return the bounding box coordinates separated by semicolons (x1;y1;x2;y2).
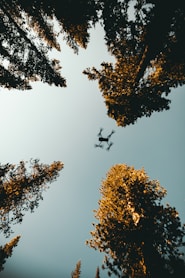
95;128;115;151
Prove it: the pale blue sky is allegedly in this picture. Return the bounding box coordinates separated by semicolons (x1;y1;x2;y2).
0;24;185;278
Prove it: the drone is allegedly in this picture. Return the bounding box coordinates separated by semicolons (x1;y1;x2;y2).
95;128;115;151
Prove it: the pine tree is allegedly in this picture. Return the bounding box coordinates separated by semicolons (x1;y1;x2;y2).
87;164;185;277
0;0;67;89
0;159;63;237
0;159;63;271
0;0;99;89
84;0;185;126
0;235;20;271
71;260;81;278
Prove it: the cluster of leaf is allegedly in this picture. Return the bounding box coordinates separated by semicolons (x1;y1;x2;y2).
84;0;185;126
87;164;185;277
0;159;63;270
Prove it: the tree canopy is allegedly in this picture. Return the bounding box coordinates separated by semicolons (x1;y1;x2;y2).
0;159;63;237
0;159;63;270
84;0;185;126
0;1;185;275
87;164;185;277
0;0;184;127
0;0;99;90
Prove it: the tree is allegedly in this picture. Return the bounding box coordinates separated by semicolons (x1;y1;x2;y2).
84;0;185;126
0;0;66;89
71;261;101;278
0;159;63;271
71;260;81;278
1;0;184;97
0;235;20;271
95;266;100;278
87;164;185;277
0;159;63;237
0;0;99;89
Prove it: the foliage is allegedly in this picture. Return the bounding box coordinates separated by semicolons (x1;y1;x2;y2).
0;235;20;271
0;159;63;271
1;0;184;110
0;1;66;89
0;159;63;237
71;261;101;278
71;260;81;278
55;0;99;52
84;0;185;126
0;0;99;89
87;164;185;277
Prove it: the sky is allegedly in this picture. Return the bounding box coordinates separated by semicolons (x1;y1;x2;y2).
0;23;185;278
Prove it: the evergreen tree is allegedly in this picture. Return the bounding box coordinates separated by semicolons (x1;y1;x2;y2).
87;164;185;277
0;159;63;271
71;260;81;278
84;0;185;126
0;235;20;271
0;0;67;89
0;0;99;89
0;159;63;237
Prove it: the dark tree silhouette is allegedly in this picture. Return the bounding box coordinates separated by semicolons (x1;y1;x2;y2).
95;266;100;278
87;164;185;277
0;1;66;89
0;159;63;271
84;0;185;126
0;0;99;89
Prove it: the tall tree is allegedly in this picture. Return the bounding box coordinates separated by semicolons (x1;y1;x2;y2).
71;260;81;278
84;0;185;126
0;159;63;271
0;1;66;89
87;164;185;277
0;0;99;89
0;159;63;237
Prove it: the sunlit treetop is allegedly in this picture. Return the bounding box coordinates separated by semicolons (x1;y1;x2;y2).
71;260;81;278
84;0;185;126
0;159;63;237
0;235;20;271
87;164;185;277
0;158;63;271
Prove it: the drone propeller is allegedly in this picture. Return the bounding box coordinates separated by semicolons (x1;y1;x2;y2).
95;143;103;149
97;128;103;137
106;142;113;151
107;130;115;139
